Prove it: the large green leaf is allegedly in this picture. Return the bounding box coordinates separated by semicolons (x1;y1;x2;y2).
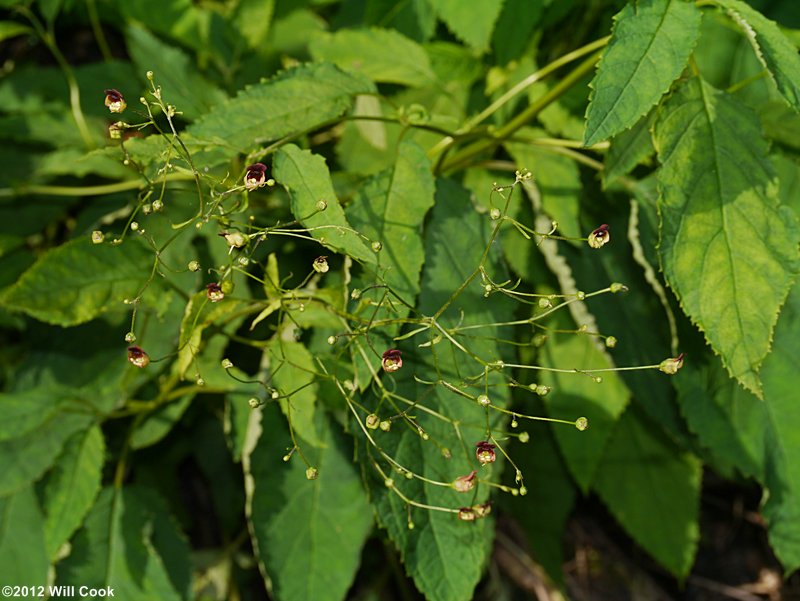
368;179;514;601
603;112;655;186
309;28;435;87
249;407;372;601
0;486;48;585
188;63;374;153
593;406;701;579
426;0;503;53
58;486;190;600
0;388;68;441
43;425;104;560
584;0;702;146
540;333;630;493
761;283;800;573
712;0;800;112
1;237;154;327
654;77;800;397
126;23;227;121
273;144;377;265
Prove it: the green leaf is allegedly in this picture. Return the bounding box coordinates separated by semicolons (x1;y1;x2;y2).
0;388;69;441
1;237;154;327
427;0;503;53
492;0;543;64
583;0;702;146
0;411;92;497
233;0;276;51
654;77;800;397
267;340;324;448
603;112;656;186
126;23;227;121
130;395;194;449
0;21;32;43
0;486;48;585
369;179;514;601
761;283;800;573
593;406;701;579
249;406;372;601
273;144;376;265
43;425;104;560
59;486;189;600
540;333;630;493
189;63;374;153
712;0;800;112
309;28;435;87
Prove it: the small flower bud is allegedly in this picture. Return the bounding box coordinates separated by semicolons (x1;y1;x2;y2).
379;420;391;432
188;260;200;272
91;231;105;244
371;241;382;252
606;336;617;348
248;397;260;408
366;414;380;429
535;384;550;397
316;200;328;211
472;501;492;518
659;353;685;375
221;280;234;294
538;297;552;309
127;345;150;368
146;70;154;80
490;208;501;220
108;121;124;139
457;507;477;522
124;332;136;343
475;441;496;466
152;199;163;212
104;88;127;113
453;470;477;493
130;221;139;231
518;431;530;443
244;163;268;191
575;417;589;431
313;256;329;274
327;335;337;345
519;486;528;496
476;394;491;407
196;376;205;386
587;224;610;249
532;333;547;347
306;467;319;480
206;282;225;302
350;289;362;300
381;349;402;373
610;282;628;294
221;358;233;369
220;231;248;248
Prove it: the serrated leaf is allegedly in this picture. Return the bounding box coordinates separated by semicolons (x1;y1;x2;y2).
593;406;701;578
540;333;630;493
126;23;227;121
603;112;656;186
189;63;374;153
369;179;514;601
713;0;800;112
0;485;48;585
0;411;92;497
310;28;435;87
1;237;153;327
130;395;193;449
761;283;800;573
43;425;104;560
427;0;503;53
273;144;376;265
249;406;372;601
584;0;701;146
59;486;189;600
654;77;800;397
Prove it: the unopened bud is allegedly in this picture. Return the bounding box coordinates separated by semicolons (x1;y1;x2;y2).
610;282;628;294
490;208;501;220
124;332;136;343
152;199;163;212
188;260;200;272
518;431;530;443
476;394;491;407
366;414;380;429
606;336;617;348
91;231;105;244
327;335;337;345
659;353;685;375
379;420;391;432
221;358;233;369
535;384;550;397
371;241;382;252
575;417;589;431
248;398;260;408
316;200;328;211
306;467;319;480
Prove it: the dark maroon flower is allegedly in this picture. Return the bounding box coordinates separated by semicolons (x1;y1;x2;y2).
104;89;126;113
588;223;610;249
381;349;402;373
244;163;268;191
475;441;496;466
127;345;150;368
206;282;225;302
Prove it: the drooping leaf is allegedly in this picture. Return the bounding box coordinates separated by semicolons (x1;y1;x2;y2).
761;283;800;573
540;332;630;493
593;405;701;579
0;485;48;585
654;77;800;397
59;486;190;600
713;0;800;112
309;28;435;87
426;0;504;53
189;63;374;153
1;237;154;327
126;23;227;121
368;179;514;601
43;425;104;560
584;0;702;146
249;406;372;601
273;144;376;265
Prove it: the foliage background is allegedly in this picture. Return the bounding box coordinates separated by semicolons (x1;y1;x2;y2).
1;0;800;599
